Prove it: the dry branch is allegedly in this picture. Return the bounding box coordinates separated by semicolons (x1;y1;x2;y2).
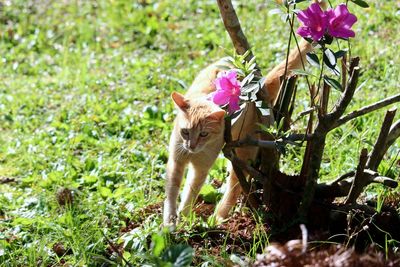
217;0;269;103
334;93;400;128
345;148;369;204
223;118;260;209
320;81;330;116
385;120;400;152
226;133;312;150
325;58;360;125
299;58;361;218
316;169;398;199
366;108;397;171
216;0;253;59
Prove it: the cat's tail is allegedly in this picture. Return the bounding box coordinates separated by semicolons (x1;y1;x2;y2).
264;39;313;105
264;0;326;105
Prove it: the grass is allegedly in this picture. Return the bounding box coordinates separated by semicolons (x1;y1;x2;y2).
0;0;399;265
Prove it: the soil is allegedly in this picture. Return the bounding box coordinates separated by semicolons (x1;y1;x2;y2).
119;199;400;266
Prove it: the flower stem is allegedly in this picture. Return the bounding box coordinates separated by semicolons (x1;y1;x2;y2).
283;6;294;80
316;46;325;104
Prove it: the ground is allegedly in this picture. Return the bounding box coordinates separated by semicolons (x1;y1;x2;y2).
0;0;399;266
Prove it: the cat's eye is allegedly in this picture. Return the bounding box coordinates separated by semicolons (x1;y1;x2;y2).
181;129;189;136
199;131;208;137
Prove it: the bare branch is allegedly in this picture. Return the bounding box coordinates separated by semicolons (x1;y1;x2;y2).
330;171;355;185
226;153;260;209
372;176;398;188
334;94;400;128
216;0;253;59
216;0;269;102
223;117;260;209
385;119;400;153
320;81;330;116
316;169;398;199
367;108;397;171
345;148;369;204
226;133;313;150
325;58;360;126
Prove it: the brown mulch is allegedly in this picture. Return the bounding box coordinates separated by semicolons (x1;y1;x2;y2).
119;200;400;266
254;241;400;267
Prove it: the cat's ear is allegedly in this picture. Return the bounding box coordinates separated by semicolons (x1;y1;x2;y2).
207;110;226;121
171;92;189;111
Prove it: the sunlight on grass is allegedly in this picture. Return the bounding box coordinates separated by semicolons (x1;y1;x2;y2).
0;0;398;265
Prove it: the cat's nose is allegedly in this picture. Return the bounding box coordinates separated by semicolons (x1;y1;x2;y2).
189;140;197;150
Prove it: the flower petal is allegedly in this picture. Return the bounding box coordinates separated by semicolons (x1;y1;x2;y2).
297;27;311;38
296;3;327;42
330;28;355;38
326;4;357;39
228;97;240;113
214;76;231;91
212;90;230;106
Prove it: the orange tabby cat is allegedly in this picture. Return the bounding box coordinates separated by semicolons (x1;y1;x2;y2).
163;37;314;225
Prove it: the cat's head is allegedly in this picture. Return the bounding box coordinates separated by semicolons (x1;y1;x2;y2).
171;92;225;154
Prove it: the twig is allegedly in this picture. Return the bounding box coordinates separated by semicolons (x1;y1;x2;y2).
0;176;16;184
330;171;355;185
300;224;308;253
366;108;397;171
227;154;260;209
345;148;369;204
320;81;330;116
223;117;260;209
325;58;360;125
227;133;312;149
341;53;347;90
385;120;400;153
216;0;254;60
101;232;133;267
334;94;400;128
228;153;265;184
316;169;398;198
216;0;268;102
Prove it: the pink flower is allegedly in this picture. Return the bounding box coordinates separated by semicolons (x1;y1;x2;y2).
211;70;241;113
326;4;357;39
296;3;327;42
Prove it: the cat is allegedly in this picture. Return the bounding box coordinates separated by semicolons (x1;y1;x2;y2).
162;0;330;224
162;38;314;225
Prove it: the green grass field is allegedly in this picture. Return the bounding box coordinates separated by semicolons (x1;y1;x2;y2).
0;0;399;265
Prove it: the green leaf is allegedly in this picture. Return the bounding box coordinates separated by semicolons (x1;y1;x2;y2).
289;0;308;4
323;48;340;76
161;244;194;267
241;72;255;87
335;50;347;59
351;0;369;8
151;233;166;257
99;187;112;198
323;48;336;69
323;76;343;92
268;8;284;16
306;52;320;68
82;175;98;184
215;64;231;71
199;184;220;203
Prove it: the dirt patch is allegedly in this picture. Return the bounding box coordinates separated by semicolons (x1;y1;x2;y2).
121;200;400;265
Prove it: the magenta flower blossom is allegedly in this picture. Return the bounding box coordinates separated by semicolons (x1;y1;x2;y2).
326;4;357;39
296;3;327;42
211;70;241;113
297;3;357;42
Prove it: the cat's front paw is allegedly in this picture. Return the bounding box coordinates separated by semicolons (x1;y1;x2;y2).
163;214;177;229
163;202;178;227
